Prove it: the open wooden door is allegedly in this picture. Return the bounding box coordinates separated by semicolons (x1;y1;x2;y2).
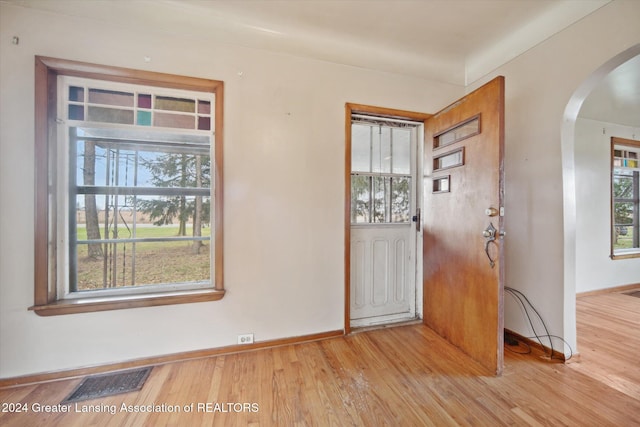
423;76;505;375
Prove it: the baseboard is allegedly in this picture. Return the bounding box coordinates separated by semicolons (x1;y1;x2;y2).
504;328;576;363
0;329;344;389
577;283;640;297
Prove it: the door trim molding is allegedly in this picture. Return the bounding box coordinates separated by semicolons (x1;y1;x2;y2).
344;103;431;334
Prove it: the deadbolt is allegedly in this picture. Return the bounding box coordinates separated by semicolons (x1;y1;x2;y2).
485;207;499;217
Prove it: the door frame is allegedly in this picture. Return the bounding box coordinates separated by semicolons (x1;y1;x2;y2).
344;103;431;333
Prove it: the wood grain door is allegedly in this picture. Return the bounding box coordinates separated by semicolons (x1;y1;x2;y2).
423;76;505;375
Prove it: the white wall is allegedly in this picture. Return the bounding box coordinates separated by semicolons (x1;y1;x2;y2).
0;3;462;378
575;118;640;293
467;0;640;357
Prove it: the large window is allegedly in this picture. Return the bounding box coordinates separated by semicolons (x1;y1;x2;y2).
611;137;640;259
32;57;224;316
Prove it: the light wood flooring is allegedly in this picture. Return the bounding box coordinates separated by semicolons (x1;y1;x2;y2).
1;290;639;426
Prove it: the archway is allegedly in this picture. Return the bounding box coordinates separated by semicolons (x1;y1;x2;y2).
561;43;640;356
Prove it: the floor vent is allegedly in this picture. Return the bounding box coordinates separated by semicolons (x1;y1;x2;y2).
61;367;152;403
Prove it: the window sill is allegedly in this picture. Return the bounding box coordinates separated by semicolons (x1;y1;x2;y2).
29;289;225;316
611;251;640;260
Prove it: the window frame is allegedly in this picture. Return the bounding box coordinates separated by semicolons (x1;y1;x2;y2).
31;56;225;316
611;136;640;260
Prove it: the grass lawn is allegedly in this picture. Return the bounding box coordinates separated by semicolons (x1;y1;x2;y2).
614;228;635;250
75;225;211;290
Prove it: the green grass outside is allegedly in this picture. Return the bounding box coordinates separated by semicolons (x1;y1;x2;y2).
614;227;636;250
75;225;211;290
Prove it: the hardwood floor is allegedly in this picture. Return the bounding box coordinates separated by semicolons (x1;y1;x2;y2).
1;291;639;426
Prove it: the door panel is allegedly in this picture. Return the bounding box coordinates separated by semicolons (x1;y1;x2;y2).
423;76;505;375
350;225;414;325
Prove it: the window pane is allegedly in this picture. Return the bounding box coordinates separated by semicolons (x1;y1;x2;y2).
373;176;389;222
614;225;634;251
198;116;211;131
198;100;211;114
89;88;134;107
155;96;195;113
613;175;634;199
392;128;411;174
434;116;480;148
75;232;210;290
391;176;410;222
372;127;391;173
138;94;152;109
434;148;464;171
73;131;211;292
613;202;634;225
87;106;134;124
69;104;84;120
69;86;84;102
154;112;195;129
137;110;152;126
351;175;370;223
352;124;371;173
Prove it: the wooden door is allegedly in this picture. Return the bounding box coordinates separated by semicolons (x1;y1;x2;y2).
423;76;505;375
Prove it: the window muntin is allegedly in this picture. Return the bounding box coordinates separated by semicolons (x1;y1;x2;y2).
612;138;640;258
350;121;415;224
32;56;224;315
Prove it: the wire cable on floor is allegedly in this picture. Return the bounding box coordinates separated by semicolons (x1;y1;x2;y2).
505;286;574;361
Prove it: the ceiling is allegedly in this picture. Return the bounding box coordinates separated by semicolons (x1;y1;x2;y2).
6;0;638;126
579;54;640;127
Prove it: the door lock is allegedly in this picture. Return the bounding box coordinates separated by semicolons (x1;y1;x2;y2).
485;207;499;217
482;222;497;268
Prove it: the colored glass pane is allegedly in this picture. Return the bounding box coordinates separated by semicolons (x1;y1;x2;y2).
87;106;134;124
137;110;152;126
198;116;211;131
198;100;211;114
154;112;195;129
88;89;134;107
69;105;84;120
138;94;152;109
69;86;84;102
155;96;195;113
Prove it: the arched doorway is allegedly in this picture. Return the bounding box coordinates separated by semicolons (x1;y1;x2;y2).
561;43;640;355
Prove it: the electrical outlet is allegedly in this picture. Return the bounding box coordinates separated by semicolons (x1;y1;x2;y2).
237;333;254;344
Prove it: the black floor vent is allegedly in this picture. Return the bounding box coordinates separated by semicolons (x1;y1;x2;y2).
61;367;152;403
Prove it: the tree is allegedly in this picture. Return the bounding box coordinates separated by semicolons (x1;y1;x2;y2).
192;154;204;254
137;152;210;245
351;175;411;223
83;141;103;258
613;174;634;244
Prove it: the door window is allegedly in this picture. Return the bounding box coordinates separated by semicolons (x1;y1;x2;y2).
350;120;415;224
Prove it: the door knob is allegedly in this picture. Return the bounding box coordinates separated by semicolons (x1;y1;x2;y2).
482;223;497;239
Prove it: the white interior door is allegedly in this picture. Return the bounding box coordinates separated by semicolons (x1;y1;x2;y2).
349;117;421;327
